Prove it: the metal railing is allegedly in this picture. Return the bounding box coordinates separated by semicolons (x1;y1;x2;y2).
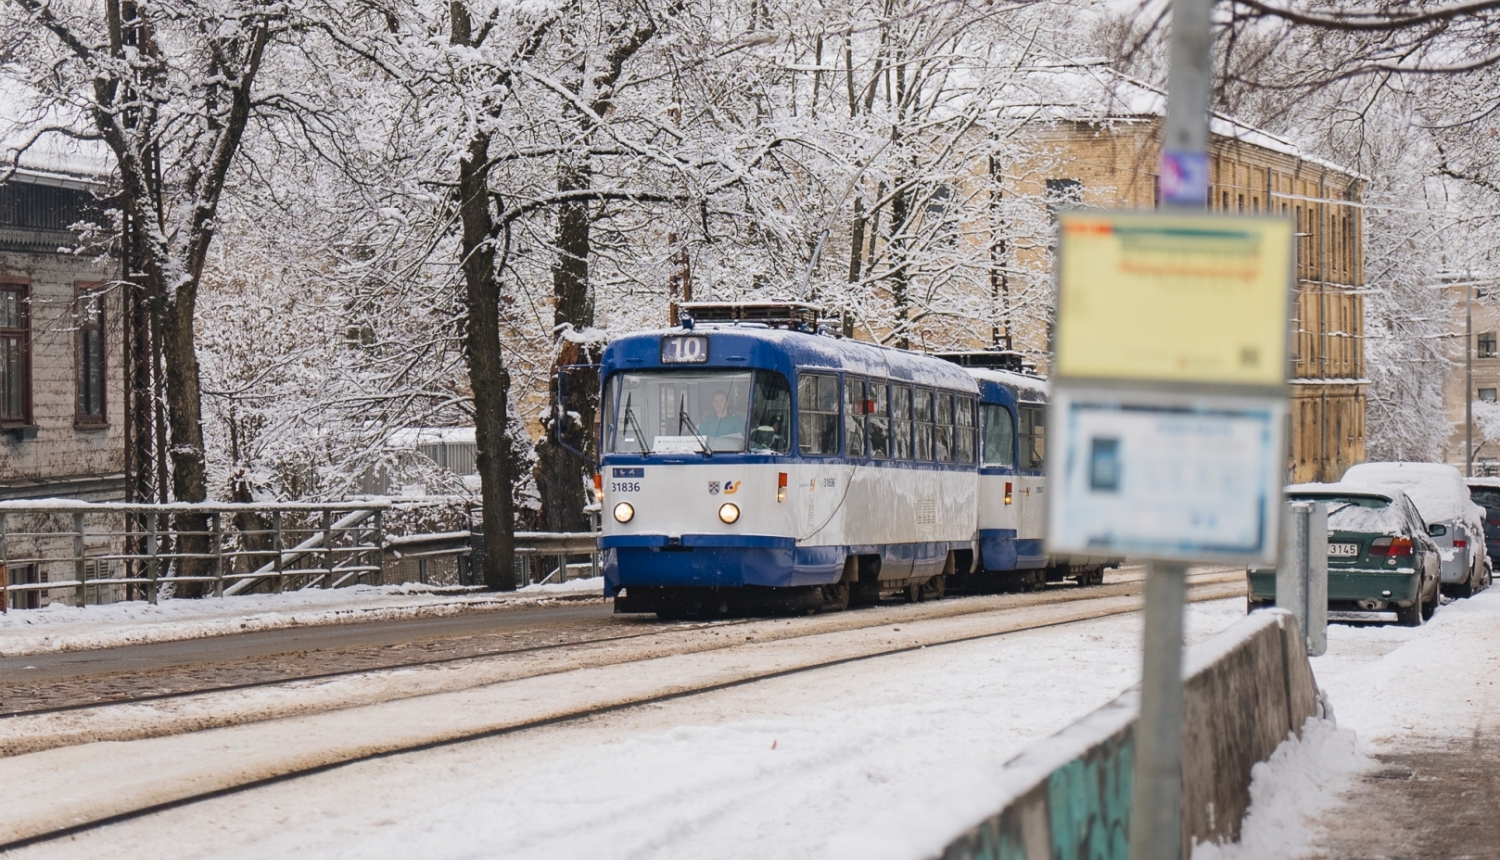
0;499;603;611
0;501;387;611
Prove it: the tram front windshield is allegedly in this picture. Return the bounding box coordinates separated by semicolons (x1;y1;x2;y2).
606;370;792;455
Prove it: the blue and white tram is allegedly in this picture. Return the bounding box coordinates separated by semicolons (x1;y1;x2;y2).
597;309;980;617
950;357;1114;589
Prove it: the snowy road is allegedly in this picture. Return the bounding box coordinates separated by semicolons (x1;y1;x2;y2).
7;598;1250;860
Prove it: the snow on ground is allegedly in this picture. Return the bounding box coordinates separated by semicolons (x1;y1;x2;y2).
16;599;1248;860
0;578;604;657
1193;587;1500;859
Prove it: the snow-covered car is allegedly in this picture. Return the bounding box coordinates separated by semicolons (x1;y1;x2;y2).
1247;483;1442;626
1465;477;1500;569
1343;462;1490;598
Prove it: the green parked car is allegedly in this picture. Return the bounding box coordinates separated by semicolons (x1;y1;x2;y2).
1248;483;1442;627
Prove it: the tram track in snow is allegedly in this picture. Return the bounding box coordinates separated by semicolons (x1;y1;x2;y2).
0;569;1245;854
0;565;1234;723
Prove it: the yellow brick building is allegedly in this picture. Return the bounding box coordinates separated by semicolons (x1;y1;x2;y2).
989;71;1367;483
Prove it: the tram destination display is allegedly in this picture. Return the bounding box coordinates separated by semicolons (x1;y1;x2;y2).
660;335;709;363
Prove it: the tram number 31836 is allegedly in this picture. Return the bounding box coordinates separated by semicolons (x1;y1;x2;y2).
661;335;709;364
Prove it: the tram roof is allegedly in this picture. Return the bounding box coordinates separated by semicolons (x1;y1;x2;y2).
967;367;1050;402
602;325;980;390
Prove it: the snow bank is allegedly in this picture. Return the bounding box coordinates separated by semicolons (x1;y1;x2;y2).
0;577;604;657
1192;714;1372;860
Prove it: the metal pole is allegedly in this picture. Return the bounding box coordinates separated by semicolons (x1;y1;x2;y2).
322;509;333;588
1;513;8;614
1131;562;1189;860
74;512;87;608
1467;281;1474;476
147;514;159;605
272;511;284;593
1132;0;1212;856
212;512;224;598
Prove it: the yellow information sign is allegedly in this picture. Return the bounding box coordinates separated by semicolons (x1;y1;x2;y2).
1055;212;1294;387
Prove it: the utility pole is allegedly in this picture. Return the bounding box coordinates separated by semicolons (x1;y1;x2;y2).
1467;277;1474;476
1132;0;1212;857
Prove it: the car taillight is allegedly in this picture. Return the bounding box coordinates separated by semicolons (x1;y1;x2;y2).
1454;539;1467;548
1370;536;1413;557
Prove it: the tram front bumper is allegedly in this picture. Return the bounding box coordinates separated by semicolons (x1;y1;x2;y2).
600;535;841;595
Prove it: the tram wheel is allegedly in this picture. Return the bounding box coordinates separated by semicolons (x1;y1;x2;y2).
920;574;947;602
821;582;851;612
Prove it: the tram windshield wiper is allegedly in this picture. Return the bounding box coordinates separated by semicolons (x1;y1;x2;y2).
623;393;650;455
677;394;712;458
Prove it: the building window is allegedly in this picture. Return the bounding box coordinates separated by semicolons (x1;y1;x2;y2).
1480;389;1497;403
76;286;106;423
1044;179;1082;210
0;281;30;426
1479;332;1497;359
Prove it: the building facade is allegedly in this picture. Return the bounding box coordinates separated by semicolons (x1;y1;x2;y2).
993;72;1367;483
1440;286;1500;475
1;165;124;607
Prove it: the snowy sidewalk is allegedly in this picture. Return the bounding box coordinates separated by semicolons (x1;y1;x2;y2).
0;578;605;657
1196;588;1500;859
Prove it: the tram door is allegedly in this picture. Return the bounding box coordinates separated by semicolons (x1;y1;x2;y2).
1015;403;1047;565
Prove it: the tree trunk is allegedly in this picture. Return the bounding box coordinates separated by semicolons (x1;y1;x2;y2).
534;144;597;534
457;131;517;591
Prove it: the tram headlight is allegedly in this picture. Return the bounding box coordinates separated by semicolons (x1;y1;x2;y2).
718;503;741;525
613;502;635;523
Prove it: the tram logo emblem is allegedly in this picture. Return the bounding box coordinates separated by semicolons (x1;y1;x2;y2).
709;480;741;495
708;481;720;495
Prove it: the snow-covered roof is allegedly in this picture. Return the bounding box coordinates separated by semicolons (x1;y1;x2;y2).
1285;482;1397;502
0;78;112;188
967;367;1050;396
1342;462;1481;526
1011;64;1366;182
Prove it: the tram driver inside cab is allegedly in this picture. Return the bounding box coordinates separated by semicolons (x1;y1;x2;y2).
700;390;746;438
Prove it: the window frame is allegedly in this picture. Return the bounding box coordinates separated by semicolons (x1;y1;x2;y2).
867;379;890;459
0;277;32;428
1018;402;1046;471
843;374;867;459
982;403;1016;468
74;282;107;426
891;384;913;460
954;395;976;464
796;371;841;457
1480;331;1498;359
913;387;935;462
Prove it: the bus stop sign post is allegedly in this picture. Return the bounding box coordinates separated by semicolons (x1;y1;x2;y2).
1043;0;1295;855
1139;0;1210;857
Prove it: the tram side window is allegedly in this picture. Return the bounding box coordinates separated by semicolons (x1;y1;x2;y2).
748;370;792;454
954;396;976;464
868;381;890;458
892;385;913;459
982;404;1015;467
798;372;840;455
934;391;954;462
913;388;935;461
844;376;867;457
1018;404;1046;469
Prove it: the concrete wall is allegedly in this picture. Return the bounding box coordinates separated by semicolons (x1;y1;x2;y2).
935;610;1318;860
